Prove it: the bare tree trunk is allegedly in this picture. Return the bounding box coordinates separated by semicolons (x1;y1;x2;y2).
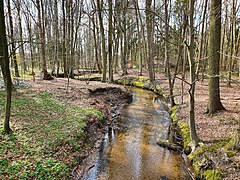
220;1;228;71
97;0;107;82
164;0;175;107
135;0;147;75
92;13;102;74
133;0;142;76
113;28;119;73
36;0;51;80
208;0;225;114
62;0;67;77
228;0;236;86
195;0;208;78
0;0;12;134
54;0;59;77
7;0;20;77
112;2;120;74
26;15;34;76
146;0;155;82
121;0;128;76
108;0;113;82
188;0;200;144
17;0;27;73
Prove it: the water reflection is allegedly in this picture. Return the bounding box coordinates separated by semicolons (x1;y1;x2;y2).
84;88;189;180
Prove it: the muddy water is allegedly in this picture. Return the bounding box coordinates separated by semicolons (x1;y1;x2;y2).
84;88;190;180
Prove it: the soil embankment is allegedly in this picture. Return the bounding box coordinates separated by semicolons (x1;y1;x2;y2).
115;73;240;179
31;78;133;179
0;78;132;179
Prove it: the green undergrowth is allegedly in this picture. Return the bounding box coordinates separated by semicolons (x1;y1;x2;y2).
178;121;191;149
175;108;230;179
115;76;167;100
0;90;103;179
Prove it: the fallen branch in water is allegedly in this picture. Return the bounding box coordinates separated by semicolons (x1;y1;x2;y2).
157;140;183;152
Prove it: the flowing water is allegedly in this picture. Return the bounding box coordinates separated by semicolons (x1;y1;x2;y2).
84;88;190;180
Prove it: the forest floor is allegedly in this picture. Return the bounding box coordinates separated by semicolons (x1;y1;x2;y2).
116;69;240;179
1;70;239;179
0;78;131;179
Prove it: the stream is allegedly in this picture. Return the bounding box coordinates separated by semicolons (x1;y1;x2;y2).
84;88;190;180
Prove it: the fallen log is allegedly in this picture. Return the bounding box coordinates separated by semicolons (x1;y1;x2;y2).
77;77;102;81
157;140;183;152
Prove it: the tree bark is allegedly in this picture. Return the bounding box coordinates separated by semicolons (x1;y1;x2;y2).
188;0;200;144
228;0;236;86
26;15;34;75
0;0;12;134
54;0;59;77
97;0;107;82
108;0;113;82
36;0;51;80
62;0;67;77
133;0;142;76
208;0;225;115
17;0;27;73
164;0;175;107
146;0;155;82
7;0;20;77
195;0;208;78
121;0;128;76
92;13;102;74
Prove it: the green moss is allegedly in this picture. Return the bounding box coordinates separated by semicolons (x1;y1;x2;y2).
115;77;168;101
202;169;223;180
189;154;224;179
170;105;178;122
224;136;235;150
226;150;237;158
134;81;145;87
178;121;191;148
192;161;200;175
186;140;231;179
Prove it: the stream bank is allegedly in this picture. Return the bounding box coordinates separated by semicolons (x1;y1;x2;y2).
71;87;133;179
72;76;192;179
0;78;133;179
114;75;240;179
114;76;196;179
82;87;190;179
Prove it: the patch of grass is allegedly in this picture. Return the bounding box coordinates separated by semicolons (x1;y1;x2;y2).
0;90;102;179
170;105;178;122
185;135;231;179
178;121;191;149
202;169;224;180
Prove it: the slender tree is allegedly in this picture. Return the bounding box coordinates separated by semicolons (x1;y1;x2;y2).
36;0;51;80
228;0;236;86
53;0;59;77
108;0;113;82
121;0;129;76
0;0;13;134
146;0;155;82
62;0;67;77
7;0;20;77
195;0;208;78
164;0;175;107
188;0;200;144
96;0;107;82
16;0;27;73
